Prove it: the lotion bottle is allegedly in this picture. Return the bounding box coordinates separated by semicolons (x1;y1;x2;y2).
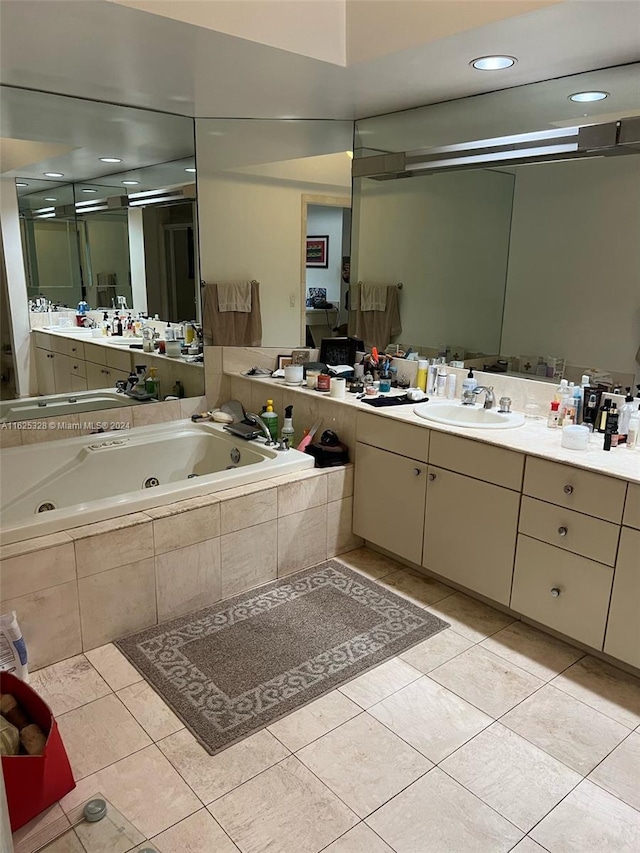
461;368;477;396
436;365;447;397
416;360;428;393
262;399;279;441
281;405;295;446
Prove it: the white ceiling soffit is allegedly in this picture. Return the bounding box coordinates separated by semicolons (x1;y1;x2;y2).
0;138;77;173
0;0;639;119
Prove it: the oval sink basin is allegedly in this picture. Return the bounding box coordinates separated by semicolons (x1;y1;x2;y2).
413;402;525;429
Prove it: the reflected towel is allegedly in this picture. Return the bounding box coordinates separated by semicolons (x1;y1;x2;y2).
217;281;252;313
202;281;262;346
360;282;387;311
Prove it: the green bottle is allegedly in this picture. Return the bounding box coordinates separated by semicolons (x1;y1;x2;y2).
261;399;279;440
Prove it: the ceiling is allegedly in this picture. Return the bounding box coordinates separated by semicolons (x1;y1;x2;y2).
1;0;638;120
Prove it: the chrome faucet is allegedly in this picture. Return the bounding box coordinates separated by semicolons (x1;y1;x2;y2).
245;412;277;446
462;385;495;409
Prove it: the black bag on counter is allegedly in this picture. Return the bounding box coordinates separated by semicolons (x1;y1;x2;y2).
304;429;350;468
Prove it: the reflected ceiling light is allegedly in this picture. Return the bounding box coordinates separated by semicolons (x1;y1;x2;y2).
569;91;609;103
44;197;57;201
35;206;55;213
121;180;139;185
15;182;28;187
43;172;64;177
99;157;122;163
35;212;56;219
471;55;516;71
81;188;98;193
184;167;196;173
75;205;108;214
346;151;354;159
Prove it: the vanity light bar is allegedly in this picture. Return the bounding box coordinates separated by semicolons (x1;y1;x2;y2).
34;212;56;219
75;204;109;214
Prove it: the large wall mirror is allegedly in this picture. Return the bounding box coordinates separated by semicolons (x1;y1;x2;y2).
352;64;640;386
1;86;204;405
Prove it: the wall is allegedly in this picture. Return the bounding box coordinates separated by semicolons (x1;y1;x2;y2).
353;168;514;355
84;215;131;309
31;220;82;306
306;205;344;304
501;156;640;382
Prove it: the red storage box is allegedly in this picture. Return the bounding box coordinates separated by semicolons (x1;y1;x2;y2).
1;672;76;831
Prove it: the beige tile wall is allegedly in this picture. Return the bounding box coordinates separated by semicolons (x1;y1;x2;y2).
0;465;360;670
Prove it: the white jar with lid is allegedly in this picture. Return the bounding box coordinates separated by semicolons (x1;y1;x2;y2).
561;424;590;451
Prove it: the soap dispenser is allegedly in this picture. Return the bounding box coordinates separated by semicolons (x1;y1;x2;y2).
618;388;635;441
462;368;477;396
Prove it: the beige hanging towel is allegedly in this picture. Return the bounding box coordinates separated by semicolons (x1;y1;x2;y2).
217;280;252;312
349;282;401;350
202;280;262;346
360;282;388;311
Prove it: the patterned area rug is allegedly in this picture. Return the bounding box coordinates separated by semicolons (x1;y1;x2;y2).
116;560;449;754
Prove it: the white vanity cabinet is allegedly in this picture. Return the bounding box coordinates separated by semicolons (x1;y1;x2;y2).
34;345;56;395
33;332;133;393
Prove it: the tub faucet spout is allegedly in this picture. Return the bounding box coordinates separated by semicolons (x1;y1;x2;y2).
245;412;277;446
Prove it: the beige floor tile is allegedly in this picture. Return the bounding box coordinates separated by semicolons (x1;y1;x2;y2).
277;505;327;575
589;731;640;811
155;538;221;621
339;657;422;709
377;568;454;608
151;809;239;853
297;713;431;817
209;755;358;853
85;644;143;691
34;833;84;853
268;690;360;752
60;744;201;839
429;646;544;717
441;723;581;831
501;684;629;775
12;804;70;853
399;629;474;673
29;654;110;716
322;823;394;853
335;547;405;580
157;727;288;804
425;592;514;642
220;520;277;598
369;676;492;763
117;681;184;741
366;768;523;853
480;621;584;681
57;694;151;780
78;558;156;650
71;803;145;853
510;839;549;852
551;656;640;729
531;779;640;853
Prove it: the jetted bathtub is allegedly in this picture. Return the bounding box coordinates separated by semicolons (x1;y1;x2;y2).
0;389;149;423
0;420;315;544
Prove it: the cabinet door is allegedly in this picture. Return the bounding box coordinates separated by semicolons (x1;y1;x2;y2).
35;348;56;396
86;361;115;389
423;466;519;605
604;527;640;668
52;352;71;393
353;442;427;565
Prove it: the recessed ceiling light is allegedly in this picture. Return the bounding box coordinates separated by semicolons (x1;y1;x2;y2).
81;188;98;193
569;91;609;103
121;180;139;185
99;157;122;163
44;172;64;178
471;55;516;71
44;197;57;201
15;182;28;187
184;168;196;173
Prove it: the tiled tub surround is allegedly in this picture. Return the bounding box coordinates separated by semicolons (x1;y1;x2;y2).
1;420;314;544
0;465;361;669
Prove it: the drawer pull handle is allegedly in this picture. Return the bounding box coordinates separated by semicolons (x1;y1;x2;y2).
413;468;421;476
563;485;574;495
428;472;436;481
71;347;77;352
550;587;561;597
558;526;568;537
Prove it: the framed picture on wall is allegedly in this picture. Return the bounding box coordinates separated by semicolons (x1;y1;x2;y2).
306;235;329;268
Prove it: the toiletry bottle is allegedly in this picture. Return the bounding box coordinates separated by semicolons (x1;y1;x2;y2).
165;322;175;342
172;380;185;399
597;398;612;433
145;367;160;399
563;395;577;426
627;405;640;449
462;368;477;396
281;405;295;446
416;360;428;393
446;373;457;399
606;402;618;434
617;388;634;441
262;400;279;441
427;361;438;395
436;365;447;397
556;380;571;426
572;384;583;425
547;400;560;429
101;311;109;336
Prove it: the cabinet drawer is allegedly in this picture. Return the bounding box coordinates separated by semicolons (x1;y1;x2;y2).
67;340;85;361
83;341;108;366
106;347;132;373
428;432;524;491
511;535;613;649
32;331;52;351
353;442;427;565
69;359;87;379
356;411;429;462
623;482;640;530
523;457;626;523
604;527;640;668
50;335;69;356
519;496;620;567
70;374;88;392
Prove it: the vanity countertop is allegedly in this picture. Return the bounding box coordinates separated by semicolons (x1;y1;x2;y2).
234;375;640;485
33;327;204;367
